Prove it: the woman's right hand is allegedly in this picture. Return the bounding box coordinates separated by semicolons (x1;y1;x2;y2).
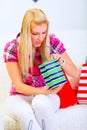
41;84;64;95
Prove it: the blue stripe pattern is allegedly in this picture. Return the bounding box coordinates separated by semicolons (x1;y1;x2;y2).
39;58;66;89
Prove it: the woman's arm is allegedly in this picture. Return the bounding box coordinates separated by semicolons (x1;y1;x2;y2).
52;51;79;79
6;62;45;95
60;51;79;78
5;62;61;95
50;35;79;78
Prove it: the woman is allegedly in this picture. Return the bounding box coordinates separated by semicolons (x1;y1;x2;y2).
3;8;79;130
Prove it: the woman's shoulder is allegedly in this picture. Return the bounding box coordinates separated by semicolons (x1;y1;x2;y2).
4;37;19;50
3;37;19;62
49;34;66;54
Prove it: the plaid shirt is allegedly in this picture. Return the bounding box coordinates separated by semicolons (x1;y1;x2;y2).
50;35;66;54
3;34;66;95
3;39;18;62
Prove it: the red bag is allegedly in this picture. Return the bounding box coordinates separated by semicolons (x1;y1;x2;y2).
57;71;78;108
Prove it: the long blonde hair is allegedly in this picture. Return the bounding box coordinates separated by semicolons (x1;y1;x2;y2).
18;8;50;77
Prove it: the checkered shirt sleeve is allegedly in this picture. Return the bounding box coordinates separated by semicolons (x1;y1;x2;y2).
3;39;18;62
50;34;66;54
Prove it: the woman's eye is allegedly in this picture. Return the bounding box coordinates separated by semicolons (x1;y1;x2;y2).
31;31;47;36
42;32;46;34
32;33;38;35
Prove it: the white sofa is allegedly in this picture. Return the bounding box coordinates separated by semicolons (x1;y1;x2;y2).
0;63;20;130
0;31;87;130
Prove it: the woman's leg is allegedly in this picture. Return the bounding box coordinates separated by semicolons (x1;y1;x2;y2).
4;95;41;130
32;94;60;130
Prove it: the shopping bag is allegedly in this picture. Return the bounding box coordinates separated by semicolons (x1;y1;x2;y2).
39;46;67;89
77;64;87;104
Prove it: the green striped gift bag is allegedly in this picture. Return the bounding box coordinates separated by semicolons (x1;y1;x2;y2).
39;58;67;89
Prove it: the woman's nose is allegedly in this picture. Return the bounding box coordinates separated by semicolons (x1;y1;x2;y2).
38;34;43;41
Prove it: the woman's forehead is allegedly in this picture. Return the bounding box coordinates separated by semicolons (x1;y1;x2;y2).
31;23;48;31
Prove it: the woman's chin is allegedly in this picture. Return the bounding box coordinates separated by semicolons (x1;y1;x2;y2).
35;44;41;47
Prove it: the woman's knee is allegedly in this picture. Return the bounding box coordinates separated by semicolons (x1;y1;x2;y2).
32;94;60;113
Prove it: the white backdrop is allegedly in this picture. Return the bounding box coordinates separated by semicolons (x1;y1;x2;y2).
0;0;87;66
0;0;86;33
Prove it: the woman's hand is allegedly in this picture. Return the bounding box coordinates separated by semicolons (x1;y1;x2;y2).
41;84;64;95
51;54;60;60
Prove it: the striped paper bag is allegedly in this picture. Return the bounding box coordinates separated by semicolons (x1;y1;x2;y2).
77;64;87;104
39;58;67;89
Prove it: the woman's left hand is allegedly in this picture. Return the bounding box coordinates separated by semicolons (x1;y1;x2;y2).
51;54;61;60
48;83;64;94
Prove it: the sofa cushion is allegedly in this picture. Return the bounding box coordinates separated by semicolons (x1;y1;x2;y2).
4;115;20;130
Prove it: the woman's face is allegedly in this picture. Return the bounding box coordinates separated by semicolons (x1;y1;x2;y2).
31;22;48;48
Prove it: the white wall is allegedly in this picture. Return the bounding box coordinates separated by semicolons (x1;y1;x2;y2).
0;0;87;67
0;0;86;33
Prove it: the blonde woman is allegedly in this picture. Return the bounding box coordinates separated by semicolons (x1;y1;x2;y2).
3;8;79;130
